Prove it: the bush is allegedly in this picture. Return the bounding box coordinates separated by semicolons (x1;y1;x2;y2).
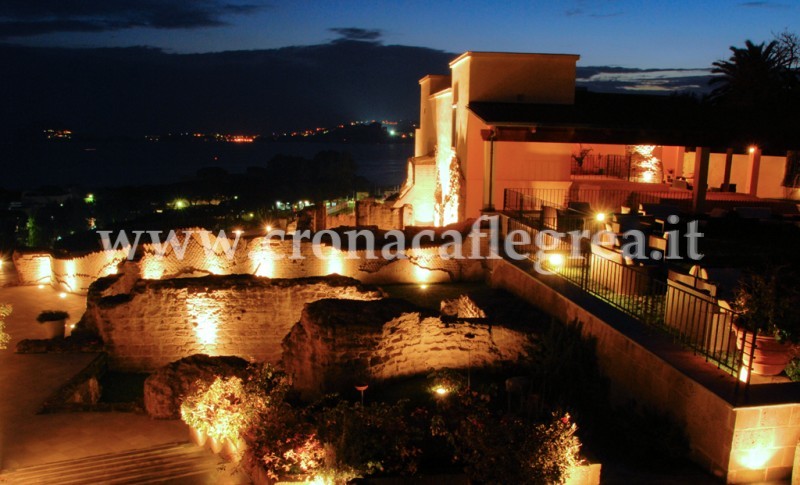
785;358;800;381
36;310;69;323
430;382;583;485
180;376;254;444
0;304;11;349
315;399;424;480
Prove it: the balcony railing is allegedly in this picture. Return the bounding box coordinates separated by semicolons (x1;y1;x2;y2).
501;213;752;382
503;187;778;216
571;154;633;180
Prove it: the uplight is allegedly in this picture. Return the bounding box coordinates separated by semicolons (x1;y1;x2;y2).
547;253;565;267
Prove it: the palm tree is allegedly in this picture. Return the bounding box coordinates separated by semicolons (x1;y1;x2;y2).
708;40;790;109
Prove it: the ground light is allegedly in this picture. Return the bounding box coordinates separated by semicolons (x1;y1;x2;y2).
547;253;566;268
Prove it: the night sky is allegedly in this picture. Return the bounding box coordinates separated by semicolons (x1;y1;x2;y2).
1;1;798;141
2;0;798;68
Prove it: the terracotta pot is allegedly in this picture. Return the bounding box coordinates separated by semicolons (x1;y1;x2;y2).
41;319;65;339
734;326;792;376
208;436;224;454
189;426;208;447
221;436;245;463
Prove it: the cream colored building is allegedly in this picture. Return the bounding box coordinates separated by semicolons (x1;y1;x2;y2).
395;51;798;226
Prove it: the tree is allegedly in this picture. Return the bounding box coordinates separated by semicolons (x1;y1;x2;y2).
708;40;791;110
774;30;800;71
0;304;11;349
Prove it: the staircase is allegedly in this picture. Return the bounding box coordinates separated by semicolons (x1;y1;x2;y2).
0;442;248;484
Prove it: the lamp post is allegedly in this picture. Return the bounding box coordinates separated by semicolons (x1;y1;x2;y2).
465;332;475;388
355;384;368;406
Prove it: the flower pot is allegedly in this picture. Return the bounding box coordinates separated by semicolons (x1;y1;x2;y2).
734;326;792;376
189;426;208;447
208;436;224;454
41;319;65;339
221;436;245;463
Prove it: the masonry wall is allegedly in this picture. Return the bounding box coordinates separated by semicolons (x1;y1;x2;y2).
487;260;736;478
487;259;800;483
728;404;800;483
14;229;486;294
82;275;383;372
282;298;536;399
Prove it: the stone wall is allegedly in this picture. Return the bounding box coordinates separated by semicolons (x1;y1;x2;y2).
487;259;800;483
282;298;536;399
83;274;382;371
728;404;800;483
355;199;412;229
13;227;485;294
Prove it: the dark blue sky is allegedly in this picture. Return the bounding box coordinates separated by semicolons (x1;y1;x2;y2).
2;0;798;68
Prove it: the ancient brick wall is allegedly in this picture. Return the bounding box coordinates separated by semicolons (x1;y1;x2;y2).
14;227;486;294
282;298;536;398
83;275;382;371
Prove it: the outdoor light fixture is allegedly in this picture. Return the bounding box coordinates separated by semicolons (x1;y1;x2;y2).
748;146;756;154
595;213;606;222
547;253;565;267
434;386;449;396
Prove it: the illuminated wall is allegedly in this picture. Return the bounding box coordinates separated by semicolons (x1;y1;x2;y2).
283;298;536;398
14;228;485;294
85;275;383;371
398;51;580;225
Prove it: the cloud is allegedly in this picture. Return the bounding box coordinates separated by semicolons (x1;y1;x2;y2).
737;1;790;8
329;27;383;42
0;0;263;38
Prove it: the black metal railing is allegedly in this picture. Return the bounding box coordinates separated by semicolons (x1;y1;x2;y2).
502;187;770;216
501;213;750;380
571;154;633;180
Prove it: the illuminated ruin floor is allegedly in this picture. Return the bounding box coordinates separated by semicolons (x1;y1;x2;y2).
0;282;193;473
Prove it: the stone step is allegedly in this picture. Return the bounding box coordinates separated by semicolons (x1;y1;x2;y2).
0;442;236;485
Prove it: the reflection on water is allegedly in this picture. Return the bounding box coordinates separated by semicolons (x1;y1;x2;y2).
2;140;413;189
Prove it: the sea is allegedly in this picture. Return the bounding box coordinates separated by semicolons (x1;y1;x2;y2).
1;140;413;191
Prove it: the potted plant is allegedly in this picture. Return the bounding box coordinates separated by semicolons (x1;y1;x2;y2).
731;269;800;376
37;310;69;339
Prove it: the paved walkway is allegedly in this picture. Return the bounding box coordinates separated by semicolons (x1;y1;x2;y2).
0;264;188;472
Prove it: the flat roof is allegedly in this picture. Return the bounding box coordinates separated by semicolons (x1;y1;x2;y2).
449;51;580;68
468;90;800;151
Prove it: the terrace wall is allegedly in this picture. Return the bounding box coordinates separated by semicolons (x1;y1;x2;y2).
13;229;486;294
487;259;800;483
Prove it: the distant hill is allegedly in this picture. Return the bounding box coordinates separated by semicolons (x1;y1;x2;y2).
576;66;713;95
0;40;714;140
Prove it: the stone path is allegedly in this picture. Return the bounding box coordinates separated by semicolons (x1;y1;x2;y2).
0;264;243;480
0;442;246;484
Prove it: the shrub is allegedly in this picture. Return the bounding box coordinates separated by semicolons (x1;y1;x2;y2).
0;304;11;349
315;400;424;480
36;310;69;323
786;358;800;382
180;376;254;444
430;381;583;485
